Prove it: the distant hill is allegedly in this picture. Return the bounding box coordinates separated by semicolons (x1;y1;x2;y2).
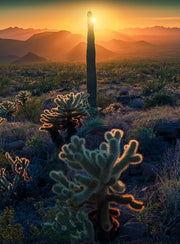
100;39;153;53
0;55;19;63
121;26;180;35
96;29;133;42
120;26;180;44
0;38;29;56
66;42;116;61
0;26;180;62
13;52;46;63
0;31;85;61
26;30;85;60
0;27;56;41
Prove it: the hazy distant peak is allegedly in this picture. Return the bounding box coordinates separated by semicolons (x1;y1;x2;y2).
121;26;180;35
0;26;57;40
13;52;46;63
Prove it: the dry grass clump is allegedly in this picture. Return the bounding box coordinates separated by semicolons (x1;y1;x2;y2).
105;106;180;133
102;103;132;115
138;141;180;240
0;122;38;146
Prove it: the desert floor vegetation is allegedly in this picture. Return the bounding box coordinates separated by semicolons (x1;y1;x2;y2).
0;59;179;243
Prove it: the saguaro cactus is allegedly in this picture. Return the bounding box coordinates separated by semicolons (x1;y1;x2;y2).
87;11;97;108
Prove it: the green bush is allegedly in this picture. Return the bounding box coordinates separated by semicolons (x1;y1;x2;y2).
30;200;94;242
143;93;177;109
0;207;24;241
138;144;180;239
142;80;164;96
16;96;44;123
25;134;43;148
85;119;106;127
97;92;116;108
127;127;156;153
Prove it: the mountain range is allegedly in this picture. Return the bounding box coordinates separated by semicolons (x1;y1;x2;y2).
0;26;180;62
0;27;56;40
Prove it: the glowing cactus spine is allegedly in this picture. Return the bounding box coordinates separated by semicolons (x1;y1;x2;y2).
87;11;97;108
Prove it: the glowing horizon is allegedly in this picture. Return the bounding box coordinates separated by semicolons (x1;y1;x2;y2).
0;1;180;33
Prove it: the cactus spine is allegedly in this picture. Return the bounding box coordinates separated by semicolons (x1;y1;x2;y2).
87;11;97;108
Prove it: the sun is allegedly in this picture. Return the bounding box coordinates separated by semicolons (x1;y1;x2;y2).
91;18;96;23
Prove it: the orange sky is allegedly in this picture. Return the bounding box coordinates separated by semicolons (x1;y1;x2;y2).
1;2;180;32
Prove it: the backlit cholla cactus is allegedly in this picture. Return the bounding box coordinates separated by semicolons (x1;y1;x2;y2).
0;117;6;125
0;152;30;197
0;101;16;121
39;92;89;147
15;90;31;106
50;129;144;235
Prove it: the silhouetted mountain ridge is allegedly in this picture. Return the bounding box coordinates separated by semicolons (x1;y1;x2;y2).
66;42;115;61
0;27;57;40
13;52;46;63
1;26;180;62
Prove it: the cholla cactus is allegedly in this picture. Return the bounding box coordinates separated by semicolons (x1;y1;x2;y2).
39;92;89;147
15;90;31;106
0;117;6;125
50;129;144;236
102;103;130;115
0;152;30;197
0;101;16;121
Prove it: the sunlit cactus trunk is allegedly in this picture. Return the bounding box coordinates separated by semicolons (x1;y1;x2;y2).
86;11;97;108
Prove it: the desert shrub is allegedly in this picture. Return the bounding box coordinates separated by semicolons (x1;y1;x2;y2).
25;134;43;149
127;127;156;153
16;96;44;123
0;206;24;241
0;122;38;147
142;80;165;96
143;93;177;109
30;200;94;242
105;106;180;132
0;148;11;168
138;142;180;240
85;119;106;127
97;92;117;108
0;76;13;96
